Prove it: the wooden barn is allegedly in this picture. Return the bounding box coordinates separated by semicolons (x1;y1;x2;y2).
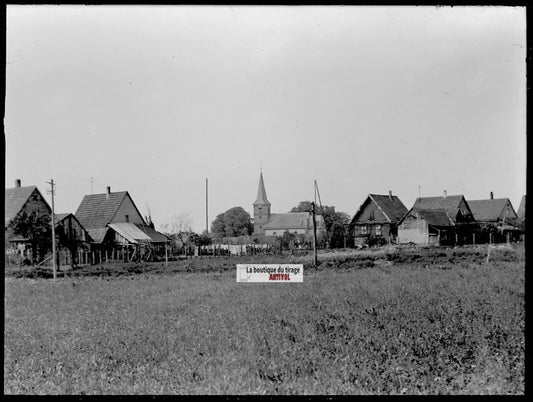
4;179;52;264
410;192;477;245
54;213;92;265
397;208;455;246
350;192;408;246
468;192;520;243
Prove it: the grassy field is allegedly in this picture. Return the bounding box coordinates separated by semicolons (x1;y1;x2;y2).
4;245;525;394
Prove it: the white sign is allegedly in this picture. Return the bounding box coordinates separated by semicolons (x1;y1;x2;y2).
236;264;304;282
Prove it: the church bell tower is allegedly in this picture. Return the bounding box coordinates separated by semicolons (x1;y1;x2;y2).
253;170;271;235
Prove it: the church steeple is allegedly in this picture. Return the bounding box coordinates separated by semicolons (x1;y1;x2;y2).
254;170;270;205
253;170;271;235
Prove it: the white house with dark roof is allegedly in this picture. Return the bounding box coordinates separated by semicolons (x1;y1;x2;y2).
252;171;326;238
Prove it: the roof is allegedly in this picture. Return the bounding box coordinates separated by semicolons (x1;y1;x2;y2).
54;213;70;223
411;208;454;226
87;228;110;243
368;194;408;222
108;223;152;244
75;191;132;229
517;195;526;220
135;223;170;243
5;186;48;227
351;193;408;224
254;171;270;205
412;195;471;223
263;212;325;230
468;198;516;222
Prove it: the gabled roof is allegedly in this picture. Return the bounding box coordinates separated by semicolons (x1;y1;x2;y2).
411;208;454;227
254;171;270;205
468;198;517;222
54;213;70;223
75;191;145;229
351;193;408;224
5;186;50;228
412;195;472;223
517;195;526;220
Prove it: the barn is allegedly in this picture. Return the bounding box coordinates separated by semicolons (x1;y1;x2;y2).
397;208;455;246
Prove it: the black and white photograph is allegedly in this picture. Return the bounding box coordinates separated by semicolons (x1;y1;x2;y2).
4;5;526;395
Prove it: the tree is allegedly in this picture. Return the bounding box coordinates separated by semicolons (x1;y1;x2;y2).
290;201;351;248
159;212;195;254
211;206;253;239
9;211;52;265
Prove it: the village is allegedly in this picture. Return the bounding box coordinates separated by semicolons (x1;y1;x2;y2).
4;171;526;271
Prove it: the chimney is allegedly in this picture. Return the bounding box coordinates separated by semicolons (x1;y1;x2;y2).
388;190;393;200
443;190;447;198
106;186;111;199
15;179;21;188
490;191;493;200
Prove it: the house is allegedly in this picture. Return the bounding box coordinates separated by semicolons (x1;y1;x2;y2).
468;192;520;243
410;192;477;244
252;171;326;242
350;192;408;246
74;186;169;260
397;208;455;246
5;179;52;263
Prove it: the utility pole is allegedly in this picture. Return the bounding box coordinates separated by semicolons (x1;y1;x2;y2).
311;201;318;268
91;177;93;194
205;178;209;233
46;179;57;281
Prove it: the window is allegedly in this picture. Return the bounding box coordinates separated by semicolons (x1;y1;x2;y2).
369;210;375;221
125;214;129;222
361;225;368;235
375;225;382;236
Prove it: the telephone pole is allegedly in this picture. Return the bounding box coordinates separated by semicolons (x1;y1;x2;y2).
46;179;57;280
205;178;209;233
311;201;318;268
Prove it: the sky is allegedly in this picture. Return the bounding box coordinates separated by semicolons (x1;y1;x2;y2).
5;5;527;233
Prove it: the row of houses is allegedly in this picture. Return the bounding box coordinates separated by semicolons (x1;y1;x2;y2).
350;190;526;246
5;180;170;265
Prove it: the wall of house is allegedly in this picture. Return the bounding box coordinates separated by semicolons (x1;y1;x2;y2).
457;198;475;221
353;200;389;224
110;195;145;224
398;216;429;244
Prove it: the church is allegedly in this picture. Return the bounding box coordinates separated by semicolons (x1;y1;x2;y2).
252;171;326;238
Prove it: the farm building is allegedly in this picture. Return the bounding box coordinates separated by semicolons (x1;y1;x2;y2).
397;208;455;246
74;186;170;262
252;171;326;240
54;213;92;265
516;195;526;232
410;192;478;245
4;179;52;264
468;193;521;243
350;192;408;246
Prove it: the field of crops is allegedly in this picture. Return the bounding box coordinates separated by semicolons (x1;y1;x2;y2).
4;245;525;394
